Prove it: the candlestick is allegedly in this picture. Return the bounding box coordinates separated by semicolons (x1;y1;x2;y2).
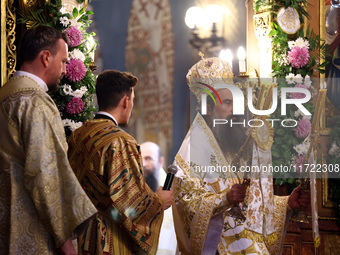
311;82;327;133
256;84;266;109
304;81;327;163
263;83;277;110
237;46;246;73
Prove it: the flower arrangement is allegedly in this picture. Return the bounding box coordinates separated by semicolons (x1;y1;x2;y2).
18;0;98;137
254;0;329;185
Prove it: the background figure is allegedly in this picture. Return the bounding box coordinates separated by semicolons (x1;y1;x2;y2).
141;141;178;255
141;141;166;192
68;70;174;255
0;25;97;255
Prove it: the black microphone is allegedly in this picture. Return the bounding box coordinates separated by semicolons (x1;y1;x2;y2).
162;165;178;190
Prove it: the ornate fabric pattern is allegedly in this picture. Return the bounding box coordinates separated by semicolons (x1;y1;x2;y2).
125;0;174;154
265;196;290;255
173;113;289;254
68;119;164;255
0;76;97;255
186;57;234;103
244;145;275;237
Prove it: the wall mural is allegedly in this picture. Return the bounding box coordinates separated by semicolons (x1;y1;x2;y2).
125;0;174;161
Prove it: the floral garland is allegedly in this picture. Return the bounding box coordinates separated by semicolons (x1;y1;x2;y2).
254;0;329;185
18;0;98;137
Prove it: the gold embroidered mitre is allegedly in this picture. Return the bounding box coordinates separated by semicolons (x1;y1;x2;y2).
186;56;234;103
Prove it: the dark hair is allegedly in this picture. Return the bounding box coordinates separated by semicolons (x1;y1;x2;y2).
96;70;138;110
18;25;69;65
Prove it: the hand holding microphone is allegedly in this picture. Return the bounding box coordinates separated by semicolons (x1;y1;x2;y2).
156;165;177;210
162;164;178;190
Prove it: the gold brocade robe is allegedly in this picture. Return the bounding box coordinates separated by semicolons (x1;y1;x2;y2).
172;113;291;255
67;119;164;255
0;76;98;255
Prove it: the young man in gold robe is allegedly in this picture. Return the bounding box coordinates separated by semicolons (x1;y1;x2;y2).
172;57;310;255
68;70;174;254
0;25;97;254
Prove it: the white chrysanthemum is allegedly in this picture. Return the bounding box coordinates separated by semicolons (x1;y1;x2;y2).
62;118;73;126
329;142;340;156
294;141;310;155
59;17;70;27
277;53;289;66
80;86;88;92
288;41;296;50
286;73;295;84
70;18;82;29
294;109;312;120
62;84;73;95
69;49;85;62
59;7;69;14
73;121;83;129
294;74;303;84
294;109;303;118
304;75;312;88
69;121;83;131
295;37;309;49
72;89;86;98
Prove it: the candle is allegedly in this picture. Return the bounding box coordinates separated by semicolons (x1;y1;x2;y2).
237;46;246;73
90;50;95;62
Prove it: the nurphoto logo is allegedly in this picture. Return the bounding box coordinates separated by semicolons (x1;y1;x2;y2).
199;82;312;128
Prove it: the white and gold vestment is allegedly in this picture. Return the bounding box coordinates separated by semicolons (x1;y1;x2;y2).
0;75;97;254
172;113;291;255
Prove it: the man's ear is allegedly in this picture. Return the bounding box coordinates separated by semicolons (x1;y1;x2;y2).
41;50;50;68
121;95;129;109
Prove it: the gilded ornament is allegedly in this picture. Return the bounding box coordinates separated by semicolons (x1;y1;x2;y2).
251;118;274;151
3;0;16;84
277;7;300;34
253;12;271;40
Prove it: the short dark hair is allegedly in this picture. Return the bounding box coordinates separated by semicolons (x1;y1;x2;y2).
96;70;138;110
18;25;69;65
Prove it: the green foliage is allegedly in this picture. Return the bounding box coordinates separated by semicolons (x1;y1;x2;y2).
17;8;49;28
255;0;310;20
266;1;329;186
18;0;98;137
254;0;271;12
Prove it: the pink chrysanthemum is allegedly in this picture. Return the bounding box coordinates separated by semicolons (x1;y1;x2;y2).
290;83;308;99
66;59;86;82
295;154;305;172
66;26;82;47
66;97;85;114
288;46;310;69
294;118;311;138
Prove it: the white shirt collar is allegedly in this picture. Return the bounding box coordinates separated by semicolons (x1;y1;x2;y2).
96;111;118;125
14;71;48;92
